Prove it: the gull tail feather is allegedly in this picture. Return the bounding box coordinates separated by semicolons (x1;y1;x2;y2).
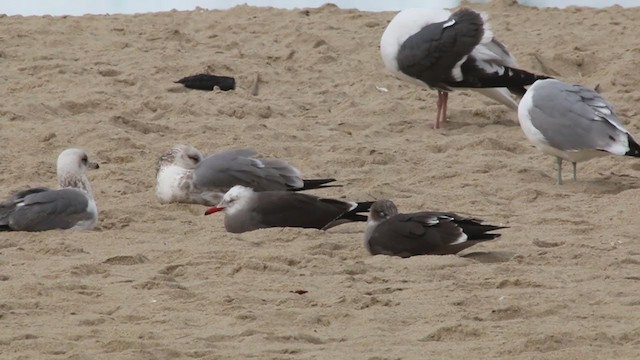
322;201;375;230
296;178;339;191
341;201;375;221
625;134;640;158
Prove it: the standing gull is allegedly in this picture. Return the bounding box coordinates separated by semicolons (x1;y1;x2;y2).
156;144;337;206
204;185;373;233
0;148;99;231
380;8;549;128
365;200;505;257
518;79;640;184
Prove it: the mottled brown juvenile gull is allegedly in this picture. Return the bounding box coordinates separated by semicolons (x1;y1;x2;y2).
364;200;505;257
204;185;373;233
380;8;549;128
518;79;640;184
156;144;336;206
0;148;99;231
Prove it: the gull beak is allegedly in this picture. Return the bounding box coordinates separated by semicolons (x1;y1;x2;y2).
204;206;225;215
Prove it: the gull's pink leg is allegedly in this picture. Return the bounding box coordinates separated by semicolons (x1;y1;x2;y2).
441;92;448;125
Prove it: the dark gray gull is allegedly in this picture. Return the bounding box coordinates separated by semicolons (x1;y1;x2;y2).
518;79;640;185
365;200;505;257
156;144;336;206
0;148;99;231
204;185;373;233
380;7;549;128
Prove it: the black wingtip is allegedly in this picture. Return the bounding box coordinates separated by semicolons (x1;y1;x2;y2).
491;67;552;96
456;60;552;96
486;225;509;232
297;178;340;191
480;233;502;240
464;224;508;241
625;134;640;158
480;225;508;239
354;201;375;213
344;214;369;222
338;201;375;222
507;73;554;97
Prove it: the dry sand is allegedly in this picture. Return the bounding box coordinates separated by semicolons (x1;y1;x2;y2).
1;0;640;358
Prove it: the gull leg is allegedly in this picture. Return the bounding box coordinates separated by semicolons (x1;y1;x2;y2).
556;157;563;185
441;92;448;125
572;162;577;181
434;91;444;129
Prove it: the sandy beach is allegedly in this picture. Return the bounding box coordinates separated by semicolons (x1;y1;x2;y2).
1;0;640;358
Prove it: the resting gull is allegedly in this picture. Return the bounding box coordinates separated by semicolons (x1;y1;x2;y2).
380;7;549;128
0;148;99;231
518;79;640;184
365;200;505;257
204;185;373;233
156;144;336;206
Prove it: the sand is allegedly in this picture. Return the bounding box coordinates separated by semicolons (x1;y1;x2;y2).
1;0;640;358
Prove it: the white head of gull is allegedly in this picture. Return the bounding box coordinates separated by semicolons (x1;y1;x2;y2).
57;147;99;195
210;185;255;217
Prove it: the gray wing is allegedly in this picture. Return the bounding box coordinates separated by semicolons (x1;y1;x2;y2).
0;187;51;224
0;188;92;231
252;192;350;230
193;148;302;192
396;8;484;89
529;80;628;151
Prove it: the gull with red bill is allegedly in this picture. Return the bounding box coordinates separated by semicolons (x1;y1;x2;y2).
204;185;373;233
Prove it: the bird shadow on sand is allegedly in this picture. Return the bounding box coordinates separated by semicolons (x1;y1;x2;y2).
517;169;639;195
461;250;515;264
436;116;518;131
576;173;639;195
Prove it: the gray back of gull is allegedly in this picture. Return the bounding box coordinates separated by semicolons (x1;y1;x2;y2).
194;148;301;192
0;188;91;231
367;211;471;257
528;80;627;151
225;192;352;233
